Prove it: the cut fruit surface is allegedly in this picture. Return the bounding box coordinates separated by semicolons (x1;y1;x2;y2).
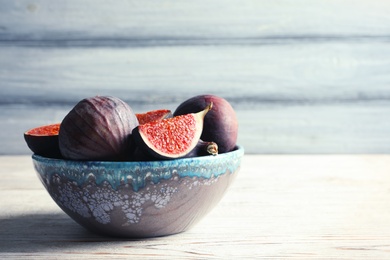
136;109;172;125
25;123;60;136
24;123;62;158
133;103;212;159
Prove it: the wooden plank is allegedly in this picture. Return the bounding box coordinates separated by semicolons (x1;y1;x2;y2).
1;0;390;154
1;0;390;38
1;155;390;258
1;41;390;154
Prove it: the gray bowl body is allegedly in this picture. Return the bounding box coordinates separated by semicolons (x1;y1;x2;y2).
32;146;244;238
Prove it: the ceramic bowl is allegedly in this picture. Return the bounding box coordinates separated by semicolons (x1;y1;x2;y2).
32;146;244;238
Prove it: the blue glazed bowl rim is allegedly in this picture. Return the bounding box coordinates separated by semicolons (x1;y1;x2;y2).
32;145;244;166
32;146;244;191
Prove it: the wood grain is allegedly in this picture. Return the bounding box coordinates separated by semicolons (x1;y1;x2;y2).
1;155;390;259
1;0;390;154
1;0;389;39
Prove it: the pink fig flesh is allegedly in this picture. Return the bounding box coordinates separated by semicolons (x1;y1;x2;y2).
132;103;212;159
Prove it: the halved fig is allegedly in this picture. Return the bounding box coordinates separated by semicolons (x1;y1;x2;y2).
24;123;62;158
136;109;172;125
132;103;212;159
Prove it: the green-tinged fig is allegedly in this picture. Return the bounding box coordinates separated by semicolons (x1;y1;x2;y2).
24;123;62;158
59;96;139;161
174;94;238;153
132;103;212;159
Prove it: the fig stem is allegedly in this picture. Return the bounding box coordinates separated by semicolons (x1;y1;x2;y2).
206;141;218;156
208;102;213;112
198;102;213;118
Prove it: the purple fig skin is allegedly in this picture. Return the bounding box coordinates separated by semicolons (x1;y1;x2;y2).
128;147;155;162
174;94;238;153
24;134;62;159
59;96;139;161
185;140;218;158
130;140;218;161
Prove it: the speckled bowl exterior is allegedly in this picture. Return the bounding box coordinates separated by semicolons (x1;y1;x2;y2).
32;146;244;238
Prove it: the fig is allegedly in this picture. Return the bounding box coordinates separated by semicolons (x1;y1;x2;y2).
185;140;218;158
132;103;212;159
128;147;155;162
174;94;238;153
58;96;139;161
136;109;172;125
24;123;62;158
131;139;218;161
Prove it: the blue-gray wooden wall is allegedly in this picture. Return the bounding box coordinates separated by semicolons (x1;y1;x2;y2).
1;0;390;154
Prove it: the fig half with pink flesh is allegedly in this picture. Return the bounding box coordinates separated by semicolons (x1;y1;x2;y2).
132;103;212;159
136;109;172;125
24;123;62;158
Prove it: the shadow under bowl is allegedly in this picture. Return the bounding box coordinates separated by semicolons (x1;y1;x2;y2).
32;146;244;238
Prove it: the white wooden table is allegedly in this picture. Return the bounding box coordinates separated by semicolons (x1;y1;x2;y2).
1;155;389;259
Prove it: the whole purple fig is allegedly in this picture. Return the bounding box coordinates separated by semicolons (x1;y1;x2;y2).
174;94;238;153
59;96;139;161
